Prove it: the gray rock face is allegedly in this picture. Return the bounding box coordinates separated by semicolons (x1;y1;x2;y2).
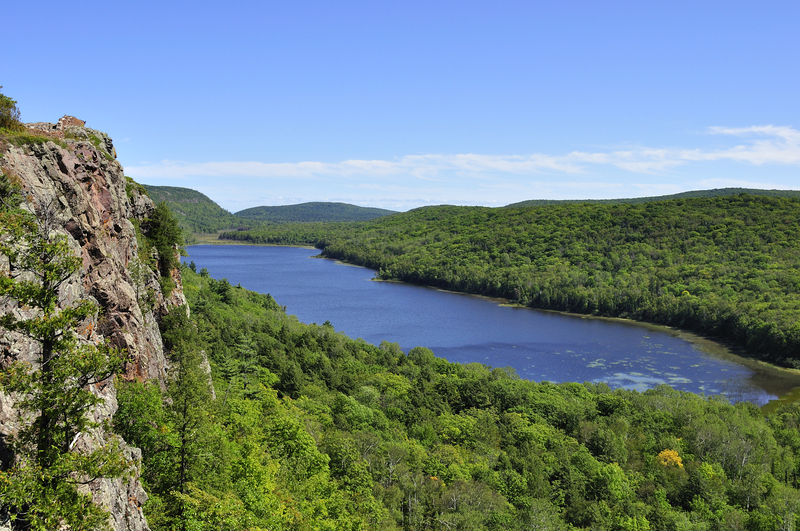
0;122;186;530
25;116;117;159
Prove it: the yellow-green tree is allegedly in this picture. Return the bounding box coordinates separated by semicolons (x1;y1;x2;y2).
657;449;684;468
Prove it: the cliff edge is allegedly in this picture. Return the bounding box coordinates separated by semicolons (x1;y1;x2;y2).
0;117;185;530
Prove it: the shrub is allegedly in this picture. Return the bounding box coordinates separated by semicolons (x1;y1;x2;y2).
0;86;22;130
125;176;149;199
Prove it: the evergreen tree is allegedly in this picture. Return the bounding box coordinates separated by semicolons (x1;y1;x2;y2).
146;202;185;277
152;308;216;530
0;176;128;529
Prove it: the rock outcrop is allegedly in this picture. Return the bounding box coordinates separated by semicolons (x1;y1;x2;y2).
26;116;117;159
0;119;185;530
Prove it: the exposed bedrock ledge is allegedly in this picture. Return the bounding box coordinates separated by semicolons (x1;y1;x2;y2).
0;120;187;530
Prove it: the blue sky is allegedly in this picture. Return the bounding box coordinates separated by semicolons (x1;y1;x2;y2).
6;1;799;212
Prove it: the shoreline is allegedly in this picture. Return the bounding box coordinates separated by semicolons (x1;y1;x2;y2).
191;241;800;410
188;234;317;250
373;279;800;409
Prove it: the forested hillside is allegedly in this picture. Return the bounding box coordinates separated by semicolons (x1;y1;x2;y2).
114;261;800;530
140;186;396;238
141;184;247;234
235;201;396;223
10;85;800;530
220;195;800;367
505;188;800;208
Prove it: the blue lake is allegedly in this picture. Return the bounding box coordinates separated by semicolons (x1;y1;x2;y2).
185;244;799;406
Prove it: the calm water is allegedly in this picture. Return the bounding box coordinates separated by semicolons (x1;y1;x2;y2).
186;244;785;405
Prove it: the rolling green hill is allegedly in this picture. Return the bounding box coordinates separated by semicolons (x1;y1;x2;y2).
140;185;397;235
505;187;800;208
234;201;396;223
141;184;246;234
221;193;800;367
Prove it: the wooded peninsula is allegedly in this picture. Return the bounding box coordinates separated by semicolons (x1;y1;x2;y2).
220;195;800;369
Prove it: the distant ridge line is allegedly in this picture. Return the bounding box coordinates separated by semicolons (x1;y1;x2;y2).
141;183;242;234
504;188;800;208
234;201;396;223
140;184;398;230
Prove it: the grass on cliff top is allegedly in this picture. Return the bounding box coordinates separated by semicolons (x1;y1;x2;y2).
0;126;68;149
0;126;116;165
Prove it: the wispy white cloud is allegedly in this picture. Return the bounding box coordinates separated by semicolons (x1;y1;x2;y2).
127;124;800;183
127;153;583;181
126;125;800;210
696;125;800;165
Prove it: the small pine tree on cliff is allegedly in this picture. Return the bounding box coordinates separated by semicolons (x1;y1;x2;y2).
145;201;185;296
0;174;129;530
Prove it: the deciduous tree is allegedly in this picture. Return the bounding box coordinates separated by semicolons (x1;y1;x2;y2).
0;87;22;129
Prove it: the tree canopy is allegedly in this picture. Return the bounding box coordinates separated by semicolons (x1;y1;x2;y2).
221;195;800;367
112;261;800;530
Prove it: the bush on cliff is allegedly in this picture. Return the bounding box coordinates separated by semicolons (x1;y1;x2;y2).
137;201;186;297
0;87;22;130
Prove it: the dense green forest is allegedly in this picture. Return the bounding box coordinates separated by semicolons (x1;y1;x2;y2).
219;195;800;367
141;184;249;234
140;185;397;243
506;188;800;208
9;84;800;529
235;201;396;223
112;261;800;530
142;184;396;230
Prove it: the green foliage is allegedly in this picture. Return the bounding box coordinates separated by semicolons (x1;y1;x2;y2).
220;220;351;245
0;171;22;209
141;185;244;234
0;127;69;149
114;260;800;530
0;178;128;530
147;202;185;273
141;201;185;296
82;134;114;161
126;199;185;300
0;86;22;130
235;201;397;223
140;185;396;240
505;187;800;208
224;195;800;366
124;176;148;199
87;133;102;149
0;91;70;147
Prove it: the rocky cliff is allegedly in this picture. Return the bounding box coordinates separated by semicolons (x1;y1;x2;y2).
0;117;185;530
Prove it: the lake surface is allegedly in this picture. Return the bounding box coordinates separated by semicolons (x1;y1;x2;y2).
185;244;797;406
